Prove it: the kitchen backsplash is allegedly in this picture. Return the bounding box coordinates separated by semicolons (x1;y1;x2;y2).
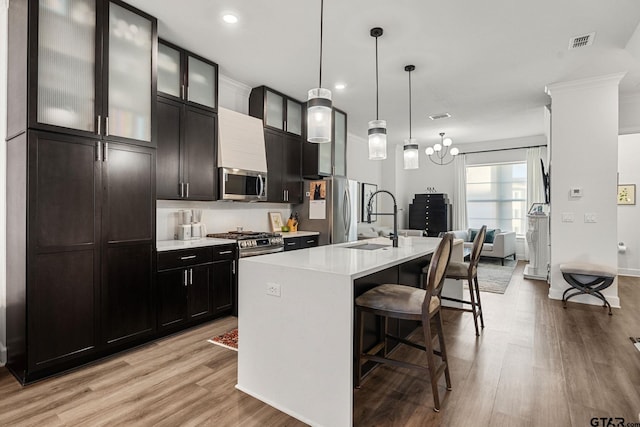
157;200;294;240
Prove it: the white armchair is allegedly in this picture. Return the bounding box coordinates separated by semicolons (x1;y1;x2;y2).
450;228;516;265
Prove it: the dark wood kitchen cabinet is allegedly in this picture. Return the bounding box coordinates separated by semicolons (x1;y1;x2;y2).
6;131;156;383
283;234;319;251
249;86;303;136
264;129;302;203
157;39;218;112
156;244;237;334
7;0;157;146
302;108;347;178
156;97;217;200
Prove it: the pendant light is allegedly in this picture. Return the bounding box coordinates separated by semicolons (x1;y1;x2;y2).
307;0;332;143
368;27;386;160
403;65;419;170
425;132;459;165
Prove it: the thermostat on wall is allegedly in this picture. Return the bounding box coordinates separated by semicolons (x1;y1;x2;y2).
569;187;583;198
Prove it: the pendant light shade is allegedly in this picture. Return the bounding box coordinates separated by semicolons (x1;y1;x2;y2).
368;27;386;160
368;119;387;160
307;0;332;143
307;88;332;143
403;64;418;170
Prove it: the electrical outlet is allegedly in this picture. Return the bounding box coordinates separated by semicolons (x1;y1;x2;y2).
561;213;574;223
584;213;597;223
266;282;281;297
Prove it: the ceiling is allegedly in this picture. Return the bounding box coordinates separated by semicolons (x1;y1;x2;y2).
127;0;640;147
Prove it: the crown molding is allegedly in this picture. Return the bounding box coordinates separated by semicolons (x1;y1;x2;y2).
545;72;627;97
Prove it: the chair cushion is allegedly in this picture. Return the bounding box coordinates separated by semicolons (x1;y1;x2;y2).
445;261;475;279
355;284;440;315
560;262;617;278
484;229;496;243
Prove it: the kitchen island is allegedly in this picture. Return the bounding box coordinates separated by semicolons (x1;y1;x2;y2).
237;236;456;427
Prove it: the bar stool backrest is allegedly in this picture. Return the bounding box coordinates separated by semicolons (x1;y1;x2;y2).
422;233;454;314
470;225;488;270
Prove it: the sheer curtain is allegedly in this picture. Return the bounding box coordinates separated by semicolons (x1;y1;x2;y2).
453;154;468;230
525;147;546;258
527;147;546;208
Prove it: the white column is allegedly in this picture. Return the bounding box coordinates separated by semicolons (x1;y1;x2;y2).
546;73;624;307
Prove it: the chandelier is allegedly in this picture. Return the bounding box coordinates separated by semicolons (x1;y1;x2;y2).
425;132;459;165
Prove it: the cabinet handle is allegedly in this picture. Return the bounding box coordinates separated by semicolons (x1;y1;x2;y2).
180;255;197;260
189;268;193;285
105;116;109;136
96;141;102;161
181;85;185;100
179;183;184;198
103;142;108;162
184;270;188;287
306;240;315;244
232;261;236;275
97;115;101;136
218;250;232;255
287;242;296;246
185;182;189;198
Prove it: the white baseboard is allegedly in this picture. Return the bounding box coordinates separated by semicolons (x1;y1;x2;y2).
618;268;640;277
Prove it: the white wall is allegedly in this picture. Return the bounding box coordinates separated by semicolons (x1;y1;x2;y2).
0;0;7;365
547;73;623;308
618;133;640;277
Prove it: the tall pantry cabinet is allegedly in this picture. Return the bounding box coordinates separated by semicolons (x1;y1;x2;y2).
6;0;157;383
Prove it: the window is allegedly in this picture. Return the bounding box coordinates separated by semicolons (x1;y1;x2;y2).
466;162;527;235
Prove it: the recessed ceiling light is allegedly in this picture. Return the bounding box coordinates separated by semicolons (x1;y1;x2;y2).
335;83;347;90
428;112;451;120
222;14;238;24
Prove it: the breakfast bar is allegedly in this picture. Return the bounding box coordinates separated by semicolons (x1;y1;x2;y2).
236;236;456;426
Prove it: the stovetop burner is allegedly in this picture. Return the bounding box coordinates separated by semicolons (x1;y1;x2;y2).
207;231;281;240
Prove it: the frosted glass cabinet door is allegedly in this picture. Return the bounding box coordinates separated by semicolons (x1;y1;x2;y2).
334;109;347;176
158;43;181;98
187;56;217;110
265;90;284;130
107;2;153;142
286;99;302;136
37;0;97;132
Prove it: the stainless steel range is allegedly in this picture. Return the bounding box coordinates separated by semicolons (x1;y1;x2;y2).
207;231;284;257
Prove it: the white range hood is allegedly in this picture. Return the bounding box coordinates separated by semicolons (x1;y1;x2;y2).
217;107;267;173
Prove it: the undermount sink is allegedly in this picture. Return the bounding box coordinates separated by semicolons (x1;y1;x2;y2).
345;243;390;251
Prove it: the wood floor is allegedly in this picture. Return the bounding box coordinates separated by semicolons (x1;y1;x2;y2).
1;262;639;426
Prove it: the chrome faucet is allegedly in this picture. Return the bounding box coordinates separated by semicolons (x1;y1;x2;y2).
366;190;399;248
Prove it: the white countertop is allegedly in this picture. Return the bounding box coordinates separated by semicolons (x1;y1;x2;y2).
240;236;441;280
279;230;320;238
156;237;236;252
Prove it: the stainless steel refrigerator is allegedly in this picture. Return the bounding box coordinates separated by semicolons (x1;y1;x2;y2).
295;177;358;246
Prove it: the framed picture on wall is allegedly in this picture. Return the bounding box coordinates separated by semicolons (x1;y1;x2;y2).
618;184;636;205
361;183;378;222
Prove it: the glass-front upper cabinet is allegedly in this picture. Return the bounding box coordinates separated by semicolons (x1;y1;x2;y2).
333;108;347;177
157;40;218;112
249;86;304;136
107;1;154;143
36;0;97;134
32;0;157;144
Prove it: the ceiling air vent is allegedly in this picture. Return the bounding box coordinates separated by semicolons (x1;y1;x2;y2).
569;32;595;50
428;112;451;120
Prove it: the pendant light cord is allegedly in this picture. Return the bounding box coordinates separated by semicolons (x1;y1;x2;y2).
319;0;324;89
375;35;379;120
408;69;412;138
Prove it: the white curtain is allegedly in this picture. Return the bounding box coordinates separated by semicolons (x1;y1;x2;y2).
525;147;546;259
527;146;546;208
453;154;468;230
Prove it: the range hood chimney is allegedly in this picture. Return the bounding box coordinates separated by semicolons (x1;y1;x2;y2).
217;107;267;172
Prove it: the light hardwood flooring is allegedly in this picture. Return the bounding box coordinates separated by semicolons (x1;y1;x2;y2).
1;262;639;426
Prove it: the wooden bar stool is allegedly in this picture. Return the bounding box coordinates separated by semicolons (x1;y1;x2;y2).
354;234;454;412
441;225;486;336
560;262;616;315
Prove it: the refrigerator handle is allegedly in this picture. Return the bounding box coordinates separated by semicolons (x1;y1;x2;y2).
345;187;352;236
343;188;349;236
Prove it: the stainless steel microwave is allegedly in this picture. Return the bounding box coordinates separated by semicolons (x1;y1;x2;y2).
220;168;267;201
